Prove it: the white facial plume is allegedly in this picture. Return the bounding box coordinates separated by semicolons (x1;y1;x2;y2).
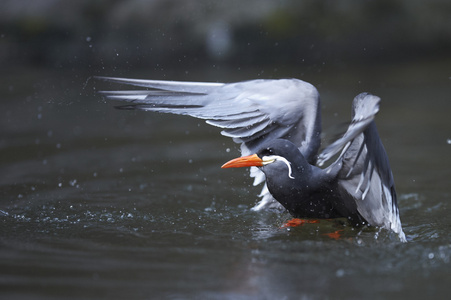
261;155;295;179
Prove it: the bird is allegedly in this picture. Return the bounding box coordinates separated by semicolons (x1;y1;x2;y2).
96;76;406;242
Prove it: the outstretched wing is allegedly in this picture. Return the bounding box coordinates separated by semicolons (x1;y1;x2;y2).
97;76;322;209
318;93;405;241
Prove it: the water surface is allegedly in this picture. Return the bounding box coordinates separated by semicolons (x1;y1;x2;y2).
1;63;450;299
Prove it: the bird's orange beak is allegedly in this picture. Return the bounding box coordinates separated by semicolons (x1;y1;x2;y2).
221;154;263;169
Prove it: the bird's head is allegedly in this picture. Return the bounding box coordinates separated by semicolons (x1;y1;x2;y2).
221;139;310;181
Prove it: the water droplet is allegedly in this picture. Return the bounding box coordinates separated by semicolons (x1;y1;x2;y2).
335;269;345;277
428;252;435;259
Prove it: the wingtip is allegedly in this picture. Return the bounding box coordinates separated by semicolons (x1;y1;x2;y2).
93;76;135;84
93;75;116;81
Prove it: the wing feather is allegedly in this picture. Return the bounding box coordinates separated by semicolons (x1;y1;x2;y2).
319;93;405;241
97;76;322;211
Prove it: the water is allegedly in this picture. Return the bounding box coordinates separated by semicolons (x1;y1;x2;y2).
1;63;450;299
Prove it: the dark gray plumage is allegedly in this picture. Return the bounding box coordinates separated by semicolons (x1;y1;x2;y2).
97;76;405;241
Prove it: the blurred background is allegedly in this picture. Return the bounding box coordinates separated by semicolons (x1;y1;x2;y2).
1;0;450;74
1;1;451;299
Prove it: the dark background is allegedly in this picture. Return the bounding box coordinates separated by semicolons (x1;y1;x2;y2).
2;0;450;73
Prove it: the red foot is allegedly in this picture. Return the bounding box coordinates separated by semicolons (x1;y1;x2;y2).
281;218;320;228
323;230;344;240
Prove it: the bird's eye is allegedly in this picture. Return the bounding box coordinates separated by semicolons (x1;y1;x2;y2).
261;148;273;156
